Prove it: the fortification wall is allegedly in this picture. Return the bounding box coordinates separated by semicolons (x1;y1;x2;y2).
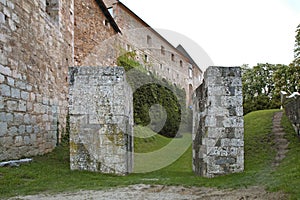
74;1;202;104
192;66;244;178
74;0;118;66
69;66;133;175
0;0;74;161
114;3;202;102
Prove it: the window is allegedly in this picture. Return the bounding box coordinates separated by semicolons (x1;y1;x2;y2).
171;54;175;61
161;46;165;55
126;44;131;51
144;54;149;62
46;0;59;23
103;19;109;27
147;35;152;46
189;66;193;78
160;64;163;70
180;60;183;67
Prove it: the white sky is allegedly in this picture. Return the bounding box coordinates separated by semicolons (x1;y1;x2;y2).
119;0;300;70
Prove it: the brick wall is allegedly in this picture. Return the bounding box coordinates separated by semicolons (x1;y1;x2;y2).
0;0;74;161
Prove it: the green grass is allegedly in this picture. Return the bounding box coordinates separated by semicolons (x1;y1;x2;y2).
266;112;300;199
134;126;172;153
0;109;299;199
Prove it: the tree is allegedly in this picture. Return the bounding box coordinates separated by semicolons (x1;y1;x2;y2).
242;63;280;114
294;24;300;64
273;63;300;96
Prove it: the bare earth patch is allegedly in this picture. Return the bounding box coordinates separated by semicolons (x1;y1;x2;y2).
272;112;289;167
9;184;287;200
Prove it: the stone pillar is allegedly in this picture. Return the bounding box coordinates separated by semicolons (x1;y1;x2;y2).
68;66;133;175
192;66;244;178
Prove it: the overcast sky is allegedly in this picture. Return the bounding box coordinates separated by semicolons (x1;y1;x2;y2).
119;0;300;70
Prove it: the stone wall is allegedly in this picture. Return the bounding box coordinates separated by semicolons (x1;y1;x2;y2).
69;66;133;175
74;0;118;66
114;2;202;104
284;95;300;135
192;66;244;178
0;0;74;161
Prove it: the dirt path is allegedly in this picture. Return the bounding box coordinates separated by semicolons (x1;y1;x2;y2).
9;184;287;200
272;112;289;167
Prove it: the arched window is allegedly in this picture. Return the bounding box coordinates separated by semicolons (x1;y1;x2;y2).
171;54;175;61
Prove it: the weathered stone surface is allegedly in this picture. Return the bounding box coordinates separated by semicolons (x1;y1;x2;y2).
283;95;300;135
69;66;133;175
192;66;244;178
0;0;73;161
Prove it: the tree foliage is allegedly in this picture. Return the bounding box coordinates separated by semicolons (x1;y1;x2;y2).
242;64;280;114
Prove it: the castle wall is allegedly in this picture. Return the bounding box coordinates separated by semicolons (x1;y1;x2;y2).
74;0;118;66
192;66;244;178
0;0;74;161
69;66;133;175
114;3;202;103
74;1;202;105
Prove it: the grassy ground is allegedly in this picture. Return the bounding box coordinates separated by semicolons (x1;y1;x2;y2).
0;109;299;199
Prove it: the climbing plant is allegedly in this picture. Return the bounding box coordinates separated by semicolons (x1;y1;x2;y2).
117;52;186;138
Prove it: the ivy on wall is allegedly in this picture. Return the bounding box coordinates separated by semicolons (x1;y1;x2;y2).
117;51;186;138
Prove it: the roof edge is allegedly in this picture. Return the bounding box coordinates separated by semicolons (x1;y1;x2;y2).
95;0;122;34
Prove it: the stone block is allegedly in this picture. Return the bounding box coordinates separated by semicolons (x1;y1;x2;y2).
11;87;20;98
14;113;24;124
21;91;29;100
26;125;33;133
7;77;14;86
7;100;18;111
0;64;11;76
14;136;23;146
0;84;11;96
0;122;8;136
15;81;26;90
18;100;27;112
8;126;18;136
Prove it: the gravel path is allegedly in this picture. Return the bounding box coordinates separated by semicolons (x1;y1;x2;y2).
9;184;287;200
